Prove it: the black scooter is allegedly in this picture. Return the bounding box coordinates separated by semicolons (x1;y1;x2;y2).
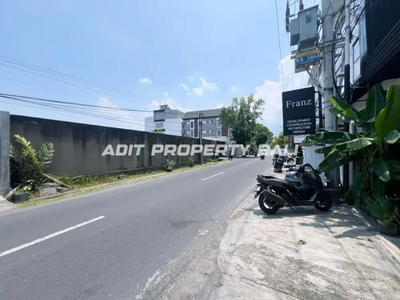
254;164;332;214
272;154;284;172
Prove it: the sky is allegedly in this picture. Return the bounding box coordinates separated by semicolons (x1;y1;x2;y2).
0;0;319;135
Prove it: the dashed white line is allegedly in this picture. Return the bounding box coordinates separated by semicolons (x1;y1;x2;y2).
0;216;105;258
241;163;248;166
201;172;224;181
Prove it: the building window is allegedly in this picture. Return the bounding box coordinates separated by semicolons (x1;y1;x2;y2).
217;118;222;128
190;121;194;129
217;129;222;137
155;122;164;129
352;38;361;81
190;131;194;137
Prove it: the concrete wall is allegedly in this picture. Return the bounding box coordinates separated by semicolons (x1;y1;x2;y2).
0;111;10;195
10;115;224;177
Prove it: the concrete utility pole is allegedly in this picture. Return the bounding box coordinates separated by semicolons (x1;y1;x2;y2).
343;0;351;190
199;113;203;164
321;0;336;132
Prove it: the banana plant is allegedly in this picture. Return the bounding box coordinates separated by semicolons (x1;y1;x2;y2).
303;84;400;199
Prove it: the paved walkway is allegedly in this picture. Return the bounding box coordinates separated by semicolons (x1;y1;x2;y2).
0;196;13;212
211;170;400;300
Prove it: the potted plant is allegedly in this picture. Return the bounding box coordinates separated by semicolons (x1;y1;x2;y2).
12;188;30;203
189;157;194;167
366;196;399;236
164;159;176;172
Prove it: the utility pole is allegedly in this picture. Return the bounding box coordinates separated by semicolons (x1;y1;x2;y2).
199;113;203;164
321;0;336;132
342;0;351;190
321;0;340;187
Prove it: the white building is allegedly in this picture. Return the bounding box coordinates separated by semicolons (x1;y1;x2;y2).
144;105;185;136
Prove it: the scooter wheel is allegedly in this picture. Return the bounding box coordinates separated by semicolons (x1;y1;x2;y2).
258;193;280;214
315;192;332;212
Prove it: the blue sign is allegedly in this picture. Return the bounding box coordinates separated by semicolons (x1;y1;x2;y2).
296;52;320;66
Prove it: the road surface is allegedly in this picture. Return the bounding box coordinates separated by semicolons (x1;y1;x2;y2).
0;157;272;300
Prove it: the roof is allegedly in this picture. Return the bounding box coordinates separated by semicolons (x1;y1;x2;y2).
183;108;222;119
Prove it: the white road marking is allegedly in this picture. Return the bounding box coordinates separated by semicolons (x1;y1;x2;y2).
0;216;105;258
201;172;224;181
241;163;248;166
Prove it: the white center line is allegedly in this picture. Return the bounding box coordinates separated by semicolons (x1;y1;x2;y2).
0;216;105;258
201;172;224;181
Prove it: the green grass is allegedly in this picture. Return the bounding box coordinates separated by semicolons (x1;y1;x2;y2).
18;159;228;208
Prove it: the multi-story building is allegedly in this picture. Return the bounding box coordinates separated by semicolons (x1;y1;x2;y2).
144;105;185;136
181;109;231;141
145;106;232;141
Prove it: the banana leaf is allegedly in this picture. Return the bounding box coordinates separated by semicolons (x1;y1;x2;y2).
333;137;374;152
371;157;391;182
329;96;366;124
384;130;400;144
374;85;400;142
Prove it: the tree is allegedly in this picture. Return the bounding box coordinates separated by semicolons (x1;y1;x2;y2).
10;135;54;192
220;94;265;146
153;129;164;134
253;123;273;145
271;132;288;148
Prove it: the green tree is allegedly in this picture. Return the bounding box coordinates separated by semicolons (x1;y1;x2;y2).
220;94;265;146
253;123;273;145
153;129;164;134
271;132;288;148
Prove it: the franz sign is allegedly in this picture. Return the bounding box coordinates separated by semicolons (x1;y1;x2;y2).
282;87;316;136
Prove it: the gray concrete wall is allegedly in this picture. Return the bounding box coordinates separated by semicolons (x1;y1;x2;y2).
10;115;224;177
0;111;10;195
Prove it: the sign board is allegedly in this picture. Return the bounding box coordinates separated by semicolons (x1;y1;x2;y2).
294;135;306;144
282;87;316;136
295;48;320;73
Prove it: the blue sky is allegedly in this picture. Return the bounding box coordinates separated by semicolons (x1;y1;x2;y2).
0;0;318;135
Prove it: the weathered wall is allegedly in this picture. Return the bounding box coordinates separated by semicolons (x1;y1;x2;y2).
10;115;225;177
0;111;10;195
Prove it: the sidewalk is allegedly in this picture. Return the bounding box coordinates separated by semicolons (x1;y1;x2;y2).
210;170;400;300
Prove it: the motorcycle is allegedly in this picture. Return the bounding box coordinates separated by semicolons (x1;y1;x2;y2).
272;154;284;172
283;155;295;170
254;163;332;214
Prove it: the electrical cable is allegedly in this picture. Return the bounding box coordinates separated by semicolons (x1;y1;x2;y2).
275;0;285;91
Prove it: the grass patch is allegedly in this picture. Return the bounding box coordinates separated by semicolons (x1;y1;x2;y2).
18;159;228;208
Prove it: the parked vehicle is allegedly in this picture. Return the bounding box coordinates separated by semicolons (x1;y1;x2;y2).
273;154;284;172
254;163;332;214
283;154;295;170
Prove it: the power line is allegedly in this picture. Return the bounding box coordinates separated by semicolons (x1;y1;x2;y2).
0;62;153;107
0;97;185;134
274;0;285;91
0;55;157;102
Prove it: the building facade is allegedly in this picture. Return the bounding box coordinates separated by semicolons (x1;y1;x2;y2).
145;106;232;141
144;105;185;136
181;109;231;140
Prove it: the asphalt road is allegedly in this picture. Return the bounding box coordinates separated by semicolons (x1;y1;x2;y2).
0;157;272;300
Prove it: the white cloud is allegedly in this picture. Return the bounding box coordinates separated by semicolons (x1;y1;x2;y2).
190;77;218;97
199;77;218;90
96;97;146;131
192;87;204;96
179;83;192;95
254;54;309;135
231;85;237;92
140;77;152;84
163;92;168;97
188;76;194;81
216;103;225;109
